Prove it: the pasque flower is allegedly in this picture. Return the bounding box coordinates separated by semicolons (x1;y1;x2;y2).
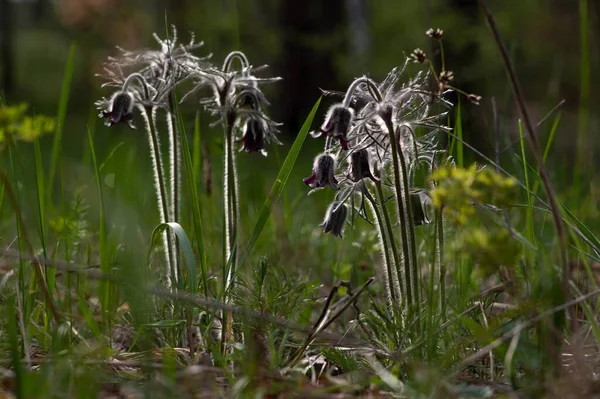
311;104;354;150
239;117;267;155
100;91;135;128
320;202;348;238
349;148;379;182
303;153;339;189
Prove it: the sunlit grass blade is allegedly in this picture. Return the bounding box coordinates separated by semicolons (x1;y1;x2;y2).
532;112;561;197
543;112;561;163
239;97;321;267
48;43;76;203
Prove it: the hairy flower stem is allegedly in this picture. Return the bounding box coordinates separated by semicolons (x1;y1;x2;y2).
383;118;419;316
366;190;398;311
374;182;404;305
166;104;181;282
221;109;239;345
139;106;176;288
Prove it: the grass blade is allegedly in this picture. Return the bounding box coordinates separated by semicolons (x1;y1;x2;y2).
239;97;321;267
48;43;76;203
87;127;110;324
173;101;207;296
454;102;463;168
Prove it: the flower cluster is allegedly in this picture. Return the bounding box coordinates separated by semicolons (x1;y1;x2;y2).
95;26;281;155
304;59;452;237
182;51;282;155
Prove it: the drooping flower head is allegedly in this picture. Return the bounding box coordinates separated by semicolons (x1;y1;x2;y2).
239;117;267;155
349;148;379;183
100;91;135;128
320;201;348;238
303;153;339;190
311;104;354;150
183;51;282;155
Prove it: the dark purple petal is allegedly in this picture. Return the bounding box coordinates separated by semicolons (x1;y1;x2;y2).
241;119;265;153
303;172;317;187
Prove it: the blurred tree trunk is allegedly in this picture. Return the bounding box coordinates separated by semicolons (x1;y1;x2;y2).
0;0;13;98
277;0;346;131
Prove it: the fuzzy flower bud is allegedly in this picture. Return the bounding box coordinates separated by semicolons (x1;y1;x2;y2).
101;91;135;129
311;104;354;150
349;149;379;183
320;201;348;238
303;153;339;189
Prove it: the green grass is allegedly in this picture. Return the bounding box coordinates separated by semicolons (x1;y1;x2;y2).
0;10;599;399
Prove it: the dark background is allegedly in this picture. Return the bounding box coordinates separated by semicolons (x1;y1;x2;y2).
2;0;598;154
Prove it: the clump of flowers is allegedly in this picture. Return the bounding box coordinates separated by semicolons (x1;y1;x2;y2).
303;59;452;312
95;26;281;303
303;28;485;319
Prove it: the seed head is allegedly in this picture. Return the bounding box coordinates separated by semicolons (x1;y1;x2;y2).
426;28;444;40
410;48;427;64
438;70;454;90
320;201;348;238
467;93;482;106
303;153;339;189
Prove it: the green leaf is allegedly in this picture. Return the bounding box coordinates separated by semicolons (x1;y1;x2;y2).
150;222;197;295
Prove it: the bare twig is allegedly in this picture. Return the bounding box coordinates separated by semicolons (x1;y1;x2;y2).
478;0;568;310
